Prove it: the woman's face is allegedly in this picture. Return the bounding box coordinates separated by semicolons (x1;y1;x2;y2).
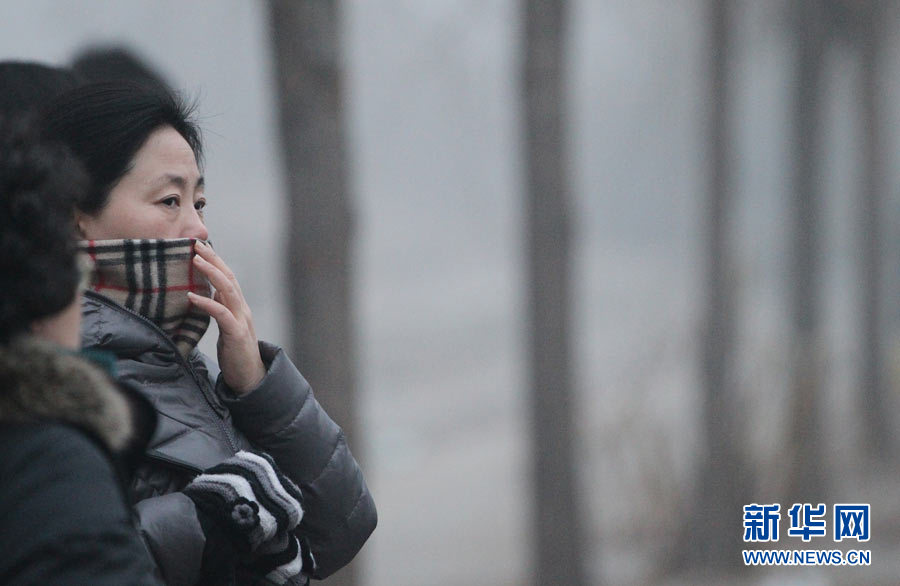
76;125;208;241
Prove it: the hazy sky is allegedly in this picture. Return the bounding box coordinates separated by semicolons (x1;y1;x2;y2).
8;2;896;584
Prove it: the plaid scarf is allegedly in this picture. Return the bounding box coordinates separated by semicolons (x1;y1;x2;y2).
79;238;212;356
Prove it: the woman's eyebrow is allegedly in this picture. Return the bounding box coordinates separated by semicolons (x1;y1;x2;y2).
153;174;205;191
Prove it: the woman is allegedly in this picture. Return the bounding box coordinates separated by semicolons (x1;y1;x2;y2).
0;117;160;585
43;82;376;585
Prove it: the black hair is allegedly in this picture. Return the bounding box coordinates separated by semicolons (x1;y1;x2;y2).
0;61;81;119
42;81;202;214
71;45;171;91
0;117;89;343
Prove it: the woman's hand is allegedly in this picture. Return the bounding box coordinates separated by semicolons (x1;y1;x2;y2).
187;241;266;395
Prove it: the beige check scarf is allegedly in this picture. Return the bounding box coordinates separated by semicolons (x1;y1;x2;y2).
79;238;212;356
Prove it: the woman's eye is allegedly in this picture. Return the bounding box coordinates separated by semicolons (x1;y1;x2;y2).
195;200;206;211
161;196;179;208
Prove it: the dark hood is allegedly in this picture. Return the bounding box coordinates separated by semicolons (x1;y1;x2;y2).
0;335;154;459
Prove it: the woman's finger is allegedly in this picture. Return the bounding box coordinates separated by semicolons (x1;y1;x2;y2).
193;254;244;315
194;242;251;315
187;291;240;333
195;241;243;294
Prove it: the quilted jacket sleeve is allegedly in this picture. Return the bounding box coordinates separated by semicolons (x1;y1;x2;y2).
213;341;377;579
133;493;206;586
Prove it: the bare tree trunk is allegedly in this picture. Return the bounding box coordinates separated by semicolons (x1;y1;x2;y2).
696;0;746;567
522;1;586;585
269;3;358;585
671;0;748;572
786;0;827;503
859;0;891;459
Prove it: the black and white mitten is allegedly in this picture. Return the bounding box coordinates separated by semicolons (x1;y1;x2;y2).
183;451;302;551
243;530;316;585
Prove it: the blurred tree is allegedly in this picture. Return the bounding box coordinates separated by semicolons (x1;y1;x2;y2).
670;0;750;573
522;1;587;585
269;3;358;586
786;0;828;503
857;0;892;460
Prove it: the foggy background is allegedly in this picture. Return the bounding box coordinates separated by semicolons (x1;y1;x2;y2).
4;1;900;584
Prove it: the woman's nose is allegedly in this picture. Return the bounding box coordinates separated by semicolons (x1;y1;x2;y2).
183;209;209;241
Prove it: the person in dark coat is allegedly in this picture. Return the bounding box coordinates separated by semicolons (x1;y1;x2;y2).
0;117;161;585
43;81;377;585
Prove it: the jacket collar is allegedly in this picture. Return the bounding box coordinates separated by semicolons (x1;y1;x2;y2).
81;290;238;471
82;289;182;359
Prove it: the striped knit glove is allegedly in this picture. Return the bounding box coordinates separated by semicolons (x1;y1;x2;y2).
183;451;312;583
242;530;316;585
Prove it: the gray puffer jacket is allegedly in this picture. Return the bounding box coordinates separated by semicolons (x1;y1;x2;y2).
81;290;377;585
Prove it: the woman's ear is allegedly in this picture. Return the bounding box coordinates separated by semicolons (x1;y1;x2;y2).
74;211;88;239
